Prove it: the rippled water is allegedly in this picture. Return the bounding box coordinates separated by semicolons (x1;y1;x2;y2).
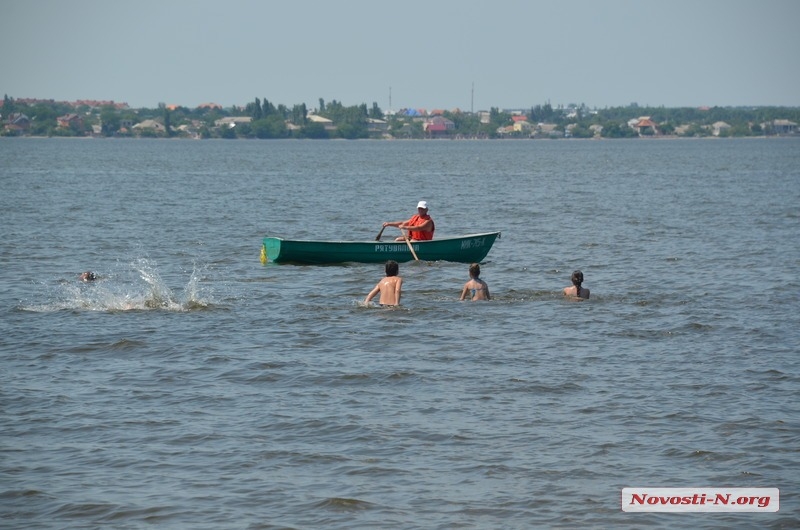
2;137;799;529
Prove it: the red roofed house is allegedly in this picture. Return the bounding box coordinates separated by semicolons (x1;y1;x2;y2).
4;113;30;133
57;113;84;130
635;117;658;136
423;115;455;138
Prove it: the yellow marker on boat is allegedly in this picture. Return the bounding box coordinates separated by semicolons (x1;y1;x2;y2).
260;244;267;265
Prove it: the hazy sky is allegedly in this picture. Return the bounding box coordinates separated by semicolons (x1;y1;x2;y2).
3;0;799;110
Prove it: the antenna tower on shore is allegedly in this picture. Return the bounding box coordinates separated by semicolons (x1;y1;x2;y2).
471;82;474;114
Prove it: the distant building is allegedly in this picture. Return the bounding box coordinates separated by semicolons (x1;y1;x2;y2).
535;123;561;138
214;116;252;128
57;113;84;129
306;114;336;132
712;121;731;136
496;125;515;136
770;119;797;134
4;113;30;132
400;108;427;117
423;116;455;137
396;123;415;138
132;119;166;134
673;124;692;136
634;117;658;135
513;120;534;134
367;117;389;136
72;100;128;109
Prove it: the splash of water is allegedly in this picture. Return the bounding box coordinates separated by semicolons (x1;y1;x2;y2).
134;258;183;310
21;258;213;313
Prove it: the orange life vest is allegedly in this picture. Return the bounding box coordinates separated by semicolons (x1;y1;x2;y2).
408;214;434;240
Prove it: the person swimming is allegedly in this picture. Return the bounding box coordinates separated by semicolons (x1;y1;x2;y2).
563;270;590;299
79;271;97;282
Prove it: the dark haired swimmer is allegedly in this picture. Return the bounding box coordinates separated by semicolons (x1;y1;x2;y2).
80;271;97;282
460;263;490;301
364;260;403;306
563;270;589;299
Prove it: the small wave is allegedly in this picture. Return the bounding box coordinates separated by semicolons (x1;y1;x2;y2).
508;380;585;395
48;501;120;518
0;489;51;500
315;497;375;512
743;368;789;380
63;338;148;354
383;370;419;381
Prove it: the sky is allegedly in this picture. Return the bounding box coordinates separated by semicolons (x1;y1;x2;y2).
3;0;799;111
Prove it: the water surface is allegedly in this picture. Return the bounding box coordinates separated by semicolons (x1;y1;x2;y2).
2;137;799;529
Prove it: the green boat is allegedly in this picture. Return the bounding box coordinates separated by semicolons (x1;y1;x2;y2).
261;232;501;265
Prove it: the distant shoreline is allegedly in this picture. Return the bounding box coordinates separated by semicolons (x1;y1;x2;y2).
3;134;795;142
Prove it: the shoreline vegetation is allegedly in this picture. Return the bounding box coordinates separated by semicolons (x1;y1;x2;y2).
2;94;799;140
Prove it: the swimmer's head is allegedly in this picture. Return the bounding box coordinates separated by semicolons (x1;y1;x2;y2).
80;271;97;282
469;263;481;278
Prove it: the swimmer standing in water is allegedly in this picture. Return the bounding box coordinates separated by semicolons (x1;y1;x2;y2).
563;270;590;299
364;260;402;306
460;263;490;301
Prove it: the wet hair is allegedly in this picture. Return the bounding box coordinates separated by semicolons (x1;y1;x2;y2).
571;270;584;296
385;260;399;277
469;263;481;278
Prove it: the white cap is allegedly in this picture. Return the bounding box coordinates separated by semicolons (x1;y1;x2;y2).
417;200;429;210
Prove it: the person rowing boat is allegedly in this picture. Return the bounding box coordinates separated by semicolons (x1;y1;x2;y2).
382;200;435;241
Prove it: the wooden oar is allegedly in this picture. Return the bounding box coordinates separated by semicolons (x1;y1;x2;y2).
400;229;420;261
375;225;386;241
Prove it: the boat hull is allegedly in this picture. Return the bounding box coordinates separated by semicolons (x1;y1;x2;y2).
261;232;500;264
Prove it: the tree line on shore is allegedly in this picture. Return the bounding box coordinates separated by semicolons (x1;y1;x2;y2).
2;94;799;139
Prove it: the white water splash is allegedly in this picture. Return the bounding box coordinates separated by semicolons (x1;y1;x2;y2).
21;258;213;313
